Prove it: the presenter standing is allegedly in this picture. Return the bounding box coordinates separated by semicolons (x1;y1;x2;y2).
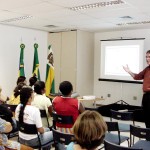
123;50;150;128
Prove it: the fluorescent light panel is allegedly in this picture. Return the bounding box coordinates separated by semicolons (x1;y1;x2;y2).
117;20;150;26
69;0;124;11
0;15;33;23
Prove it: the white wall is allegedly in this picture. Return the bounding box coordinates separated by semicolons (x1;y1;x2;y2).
76;30;94;96
48;30;94;100
94;29;150;106
0;24;48;97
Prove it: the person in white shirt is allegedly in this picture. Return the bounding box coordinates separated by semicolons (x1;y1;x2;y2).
15;86;53;148
32;81;53;127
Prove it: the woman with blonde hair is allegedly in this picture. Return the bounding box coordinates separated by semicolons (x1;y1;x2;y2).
67;110;107;150
8;82;26;105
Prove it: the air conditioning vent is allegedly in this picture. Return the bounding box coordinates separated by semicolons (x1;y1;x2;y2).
44;25;58;28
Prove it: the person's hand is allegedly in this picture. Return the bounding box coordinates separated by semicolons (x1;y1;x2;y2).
0;138;3;145
123;64;130;73
4;122;12;133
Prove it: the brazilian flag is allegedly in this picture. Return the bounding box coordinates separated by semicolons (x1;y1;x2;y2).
32;43;40;80
45;45;55;96
19;43;25;76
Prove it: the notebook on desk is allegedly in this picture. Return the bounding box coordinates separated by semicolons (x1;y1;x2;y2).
50;92;79;98
50;93;62;96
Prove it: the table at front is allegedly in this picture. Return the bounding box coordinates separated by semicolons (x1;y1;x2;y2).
78;98;104;108
48;95;104;108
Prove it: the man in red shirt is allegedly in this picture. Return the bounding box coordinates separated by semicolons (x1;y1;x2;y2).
123;50;150;128
53;81;85;133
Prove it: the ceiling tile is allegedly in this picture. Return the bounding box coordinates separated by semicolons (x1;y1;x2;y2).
0;0;150;32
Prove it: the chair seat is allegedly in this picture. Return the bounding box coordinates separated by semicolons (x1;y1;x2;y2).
132;140;150;150
20;137;53;149
105;133;129;145
118;123;130;132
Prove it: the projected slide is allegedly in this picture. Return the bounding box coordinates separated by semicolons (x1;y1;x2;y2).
100;39;144;81
105;45;139;76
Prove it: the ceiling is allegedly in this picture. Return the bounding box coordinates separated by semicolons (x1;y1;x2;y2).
1;0;150;33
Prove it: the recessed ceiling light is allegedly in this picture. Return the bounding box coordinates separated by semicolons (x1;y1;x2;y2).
69;0;124;11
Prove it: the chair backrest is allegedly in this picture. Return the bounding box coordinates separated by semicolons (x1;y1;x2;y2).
110;109;134;121
17;121;41;146
130;125;150;141
104;140;142;150
52;111;74;127
106;121;119;132
52;128;74;145
17;121;38;134
105;121;121;144
0;104;14;125
85;107;98;111
3;104;18;112
40;109;50;127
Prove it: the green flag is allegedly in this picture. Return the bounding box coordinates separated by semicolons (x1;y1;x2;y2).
18;43;25;76
32;43;40;80
45;45;55;96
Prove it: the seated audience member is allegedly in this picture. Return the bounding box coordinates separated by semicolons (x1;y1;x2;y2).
67;110;107;150
0;86;9;104
16;76;27;85
0;104;13;123
0;117;33;150
29;74;37;89
32;81;53;127
8;82;26;105
0;104;17;132
15;86;53;148
53;81;85;133
8;76;26;105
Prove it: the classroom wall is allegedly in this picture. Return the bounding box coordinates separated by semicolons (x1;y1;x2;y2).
2;23;149;107
0;24;48;97
76;30;94;96
94;28;150;106
48;30;94;97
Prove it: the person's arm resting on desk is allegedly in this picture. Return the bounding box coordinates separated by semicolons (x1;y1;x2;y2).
79;102;85;113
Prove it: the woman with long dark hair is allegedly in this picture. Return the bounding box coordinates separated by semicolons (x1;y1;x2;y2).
15;86;53;149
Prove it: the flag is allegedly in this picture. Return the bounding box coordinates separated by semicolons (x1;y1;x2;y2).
45;45;55;96
18;43;25;76
32;43;40;80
